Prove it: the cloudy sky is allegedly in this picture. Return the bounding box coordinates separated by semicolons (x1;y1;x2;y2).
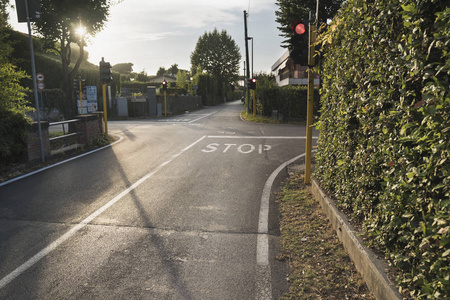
8;0;287;76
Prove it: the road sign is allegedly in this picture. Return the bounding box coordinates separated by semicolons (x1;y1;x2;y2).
36;73;44;82
37;82;45;91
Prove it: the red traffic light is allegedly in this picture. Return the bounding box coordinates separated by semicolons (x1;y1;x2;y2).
291;20;306;35
162;80;168;90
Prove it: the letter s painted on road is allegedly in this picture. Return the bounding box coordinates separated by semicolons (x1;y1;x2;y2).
201;143;219;153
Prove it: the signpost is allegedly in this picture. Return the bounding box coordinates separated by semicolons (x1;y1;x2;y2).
16;0;45;162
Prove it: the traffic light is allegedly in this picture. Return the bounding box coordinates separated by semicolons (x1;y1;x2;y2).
73;78;79;93
162;80;168;91
249;78;256;90
289;20;309;65
99;59;112;84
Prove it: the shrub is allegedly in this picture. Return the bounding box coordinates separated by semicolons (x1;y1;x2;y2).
255;76;320;120
315;0;449;298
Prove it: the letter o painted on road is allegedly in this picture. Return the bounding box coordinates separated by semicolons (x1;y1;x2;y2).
237;144;255;154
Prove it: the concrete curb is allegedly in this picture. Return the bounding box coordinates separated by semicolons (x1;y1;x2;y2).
311;179;402;300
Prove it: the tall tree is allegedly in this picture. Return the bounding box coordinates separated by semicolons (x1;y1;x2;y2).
275;0;344;47
190;29;241;87
168;64;178;77
156;66;166;77
112;62;133;74
176;70;188;91
0;0;32;164
33;0;111;118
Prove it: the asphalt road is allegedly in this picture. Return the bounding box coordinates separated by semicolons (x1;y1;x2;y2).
0;101;318;299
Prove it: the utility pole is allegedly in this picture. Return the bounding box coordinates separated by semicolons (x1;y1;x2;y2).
243;11;251;114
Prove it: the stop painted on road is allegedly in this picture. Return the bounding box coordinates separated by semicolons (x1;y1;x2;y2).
201;143;272;154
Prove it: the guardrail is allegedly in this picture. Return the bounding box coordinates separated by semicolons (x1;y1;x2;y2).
48;119;80;141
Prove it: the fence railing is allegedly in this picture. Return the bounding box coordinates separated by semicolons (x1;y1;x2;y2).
48;119;81;141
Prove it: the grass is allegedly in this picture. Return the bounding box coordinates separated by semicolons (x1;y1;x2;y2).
277;171;374;299
240;111;282;124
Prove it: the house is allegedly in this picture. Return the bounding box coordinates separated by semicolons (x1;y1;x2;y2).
271;50;320;86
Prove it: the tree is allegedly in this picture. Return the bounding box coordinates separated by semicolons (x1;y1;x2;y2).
176;70;189;91
0;0;33;164
168;64;178;77
135;70;148;82
156;67;166;77
190;29;241;89
33;0;111;118
112;63;133;74
275;0;344;47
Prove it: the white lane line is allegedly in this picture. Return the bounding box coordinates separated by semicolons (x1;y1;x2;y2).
188;111;218;123
207;135;318;139
256;152;307;299
0;134;124;188
0;135;207;290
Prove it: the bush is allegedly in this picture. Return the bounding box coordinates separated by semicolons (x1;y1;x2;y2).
0;109;30;165
25;88;65;117
255;76;320;120
315;0;449;298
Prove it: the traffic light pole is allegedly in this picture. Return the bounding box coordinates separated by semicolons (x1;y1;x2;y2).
253;90;256;117
79;77;83;115
102;83;108;136
304;22;316;184
25;0;44;163
164;91;167;117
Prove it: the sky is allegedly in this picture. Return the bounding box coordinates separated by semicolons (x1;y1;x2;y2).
8;0;287;76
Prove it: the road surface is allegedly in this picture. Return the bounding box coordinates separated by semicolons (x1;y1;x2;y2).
0;101;318;299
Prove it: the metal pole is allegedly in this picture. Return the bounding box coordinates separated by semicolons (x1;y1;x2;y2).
102;83;108;135
252;90;256;117
164;91;167;117
243;11;251;113
251;38;253;78
304;16;316;184
25;0;45;163
79;76;83;115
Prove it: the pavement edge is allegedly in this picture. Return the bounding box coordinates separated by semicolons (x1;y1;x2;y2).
311;179;402;300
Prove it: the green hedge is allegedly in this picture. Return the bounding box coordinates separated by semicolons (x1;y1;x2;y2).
315;0;449;298
0;109;30;165
255;77;319;119
25;89;65;116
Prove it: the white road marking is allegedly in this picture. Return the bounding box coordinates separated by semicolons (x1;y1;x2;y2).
0;135;207;290
256;152;307;299
157;111;217;124
208;135;318;139
188;111;217;123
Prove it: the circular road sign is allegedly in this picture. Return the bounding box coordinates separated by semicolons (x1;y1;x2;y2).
37;82;45;91
36;73;44;82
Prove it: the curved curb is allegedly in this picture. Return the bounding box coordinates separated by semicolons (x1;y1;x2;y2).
0;133;123;187
311;179;401;300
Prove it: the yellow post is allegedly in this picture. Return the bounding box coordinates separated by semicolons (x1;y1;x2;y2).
102;83;108;136
164;91;167;117
252;90;256;117
304;23;316;184
79;79;83;115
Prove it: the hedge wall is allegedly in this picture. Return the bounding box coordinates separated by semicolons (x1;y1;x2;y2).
255;76;320;120
315;0;449;298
